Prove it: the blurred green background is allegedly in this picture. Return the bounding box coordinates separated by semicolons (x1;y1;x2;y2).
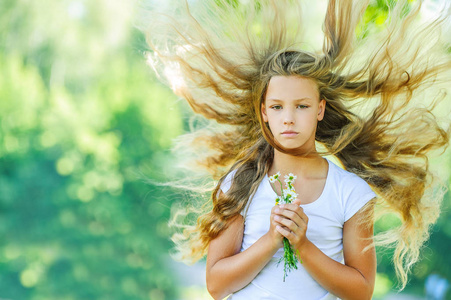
0;0;449;299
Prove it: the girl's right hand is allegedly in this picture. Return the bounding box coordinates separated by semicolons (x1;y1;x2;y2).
267;205;284;250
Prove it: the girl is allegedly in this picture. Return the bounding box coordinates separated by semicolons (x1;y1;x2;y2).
206;71;378;299
141;0;451;299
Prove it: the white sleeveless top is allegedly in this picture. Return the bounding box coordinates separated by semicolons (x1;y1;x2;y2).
220;158;376;300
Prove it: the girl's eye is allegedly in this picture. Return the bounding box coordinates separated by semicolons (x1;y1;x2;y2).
297;105;308;109
271;105;282;110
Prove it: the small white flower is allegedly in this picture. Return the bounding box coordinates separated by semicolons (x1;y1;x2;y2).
269;172;281;183
284;173;297;182
284;189;292;198
284;189;298;202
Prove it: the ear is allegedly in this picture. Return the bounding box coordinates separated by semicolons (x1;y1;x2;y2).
317;99;326;121
261;102;268;122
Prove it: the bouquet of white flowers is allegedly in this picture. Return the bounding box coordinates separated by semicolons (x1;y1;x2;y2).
269;172;302;281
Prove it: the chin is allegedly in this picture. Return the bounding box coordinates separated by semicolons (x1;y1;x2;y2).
278;143;305;151
277;141;315;154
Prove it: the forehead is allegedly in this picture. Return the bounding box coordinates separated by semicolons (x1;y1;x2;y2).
265;75;319;101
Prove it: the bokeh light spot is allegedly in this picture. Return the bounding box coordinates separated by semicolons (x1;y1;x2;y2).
56;157;75;176
149;288;165;300
20;269;39;288
77;186;94;202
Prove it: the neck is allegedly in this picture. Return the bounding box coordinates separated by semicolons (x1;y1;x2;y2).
269;148;324;177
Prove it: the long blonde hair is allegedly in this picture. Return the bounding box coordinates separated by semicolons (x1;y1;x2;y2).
140;0;451;288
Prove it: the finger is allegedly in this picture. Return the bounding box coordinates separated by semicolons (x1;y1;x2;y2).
284;202;302;212
275;216;308;243
280;204;308;224
271;212;287;232
274;216;302;234
276;225;295;242
279;203;302;216
272;213;285;227
271;205;284;216
292;206;308;224
275;208;304;226
274;211;307;231
297;208;309;224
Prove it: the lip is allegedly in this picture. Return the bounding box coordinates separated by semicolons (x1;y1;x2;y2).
281;131;299;137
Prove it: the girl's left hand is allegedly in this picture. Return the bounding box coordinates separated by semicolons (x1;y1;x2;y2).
273;200;309;250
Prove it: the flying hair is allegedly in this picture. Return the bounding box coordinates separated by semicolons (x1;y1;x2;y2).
138;0;451;289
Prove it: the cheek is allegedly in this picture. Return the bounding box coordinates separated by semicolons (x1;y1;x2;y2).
266;111;279;125
298;113;318;129
265;113;278;132
305;112;317;122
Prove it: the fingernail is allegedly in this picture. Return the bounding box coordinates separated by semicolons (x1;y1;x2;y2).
275;208;280;213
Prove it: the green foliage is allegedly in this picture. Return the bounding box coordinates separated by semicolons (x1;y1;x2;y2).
357;0;414;39
0;0;183;299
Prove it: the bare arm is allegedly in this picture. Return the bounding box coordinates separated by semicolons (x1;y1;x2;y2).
274;200;376;300
206;202;284;299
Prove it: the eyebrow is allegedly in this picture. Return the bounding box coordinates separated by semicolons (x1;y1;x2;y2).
266;97;313;102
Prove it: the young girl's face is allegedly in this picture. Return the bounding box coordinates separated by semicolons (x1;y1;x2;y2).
262;75;326;151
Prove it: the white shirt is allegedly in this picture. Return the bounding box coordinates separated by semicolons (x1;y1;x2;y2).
220;158;376;300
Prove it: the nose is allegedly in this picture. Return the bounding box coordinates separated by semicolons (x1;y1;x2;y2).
283;109;295;125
